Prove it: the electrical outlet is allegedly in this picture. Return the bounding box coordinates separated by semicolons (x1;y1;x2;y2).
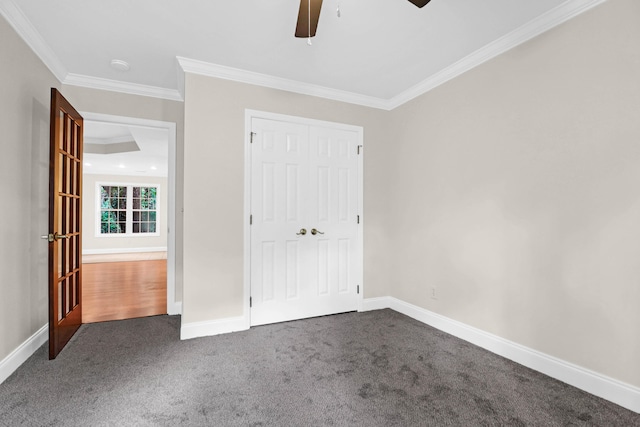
430;286;438;300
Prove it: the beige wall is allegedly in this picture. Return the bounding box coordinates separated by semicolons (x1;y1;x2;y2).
0;15;60;361
82;174;168;252
387;0;640;387
60;86;184;301
182;75;393;323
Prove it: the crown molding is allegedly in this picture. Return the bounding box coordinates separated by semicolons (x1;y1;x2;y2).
177;0;605;111
0;0;67;81
0;0;182;101
85;135;135;146
3;0;604;108
63;73;183;101
387;0;607;109
177;56;390;110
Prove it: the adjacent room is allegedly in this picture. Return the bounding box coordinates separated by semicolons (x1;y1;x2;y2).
81;120;170;323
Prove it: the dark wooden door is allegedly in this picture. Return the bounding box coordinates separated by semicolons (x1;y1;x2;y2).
48;88;83;359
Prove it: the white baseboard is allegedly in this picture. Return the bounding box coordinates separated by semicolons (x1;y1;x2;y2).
168;300;182;316
361;296;393;312
82;247;167;255
0;324;48;385
361;296;640;414
180;315;248;340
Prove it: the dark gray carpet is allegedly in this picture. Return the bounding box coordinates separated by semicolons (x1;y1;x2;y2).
0;310;638;426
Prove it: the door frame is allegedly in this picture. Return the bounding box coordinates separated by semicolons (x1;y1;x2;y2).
243;109;364;325
81;112;180;315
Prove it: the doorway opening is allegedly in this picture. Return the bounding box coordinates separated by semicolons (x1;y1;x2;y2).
80;113;178;322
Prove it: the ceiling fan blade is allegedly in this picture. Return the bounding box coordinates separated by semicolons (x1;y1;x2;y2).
407;0;431;7
295;0;323;38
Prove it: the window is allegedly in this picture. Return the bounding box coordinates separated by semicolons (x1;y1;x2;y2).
100;185;127;234
132;186;157;233
99;184;159;236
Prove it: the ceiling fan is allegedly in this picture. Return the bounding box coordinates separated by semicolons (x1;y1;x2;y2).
295;0;432;39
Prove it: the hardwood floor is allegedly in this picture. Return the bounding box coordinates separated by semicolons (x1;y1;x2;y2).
82;258;167;323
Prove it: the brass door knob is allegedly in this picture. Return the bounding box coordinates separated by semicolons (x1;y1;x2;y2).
296;228;307;236
41;233;69;242
310;228;324;235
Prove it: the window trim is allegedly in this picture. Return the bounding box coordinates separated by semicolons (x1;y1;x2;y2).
96;182;161;238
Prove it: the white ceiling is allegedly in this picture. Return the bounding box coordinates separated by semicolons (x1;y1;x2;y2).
83;121;168;177
2;0;603;107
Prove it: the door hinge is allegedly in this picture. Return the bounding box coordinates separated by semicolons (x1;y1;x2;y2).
250;132;256;143
357;215;360;224
357;145;363;155
250;214;253;225
357;285;360;294
250;297;252;307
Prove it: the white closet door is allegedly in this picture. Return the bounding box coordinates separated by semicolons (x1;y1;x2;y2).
250;118;359;326
250;118;310;326
306;125;359;316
